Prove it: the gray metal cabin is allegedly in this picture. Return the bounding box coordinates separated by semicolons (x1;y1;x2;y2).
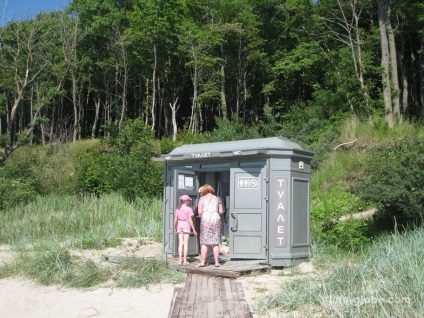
155;136;314;267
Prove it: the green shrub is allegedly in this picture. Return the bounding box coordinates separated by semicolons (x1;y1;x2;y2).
76;119;163;199
0;134;9;147
0;177;37;211
350;139;424;228
159;136;176;154
0;145;42;183
190;117;260;144
311;185;372;249
320;218;372;250
32;143;79;195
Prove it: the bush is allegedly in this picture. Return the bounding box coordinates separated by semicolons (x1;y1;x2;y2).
76;119;163;199
311;185;372;249
159;136;176;154
0;134;9;148
350;139;424;228
0;177;37;211
187;117;260;144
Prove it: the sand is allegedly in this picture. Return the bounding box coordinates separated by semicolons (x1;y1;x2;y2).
0;241;315;318
0;278;176;318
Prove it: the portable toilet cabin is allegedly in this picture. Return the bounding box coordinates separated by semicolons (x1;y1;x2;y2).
155;136;314;267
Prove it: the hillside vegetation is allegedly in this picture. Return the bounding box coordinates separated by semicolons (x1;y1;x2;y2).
1;116;423;316
1;116;424;248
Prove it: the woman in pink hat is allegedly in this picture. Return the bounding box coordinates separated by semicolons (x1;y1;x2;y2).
174;195;197;265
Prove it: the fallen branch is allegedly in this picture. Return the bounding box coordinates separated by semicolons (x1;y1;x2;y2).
334;139;358;150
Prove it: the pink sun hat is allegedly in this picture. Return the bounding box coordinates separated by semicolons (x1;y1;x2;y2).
180;195;192;202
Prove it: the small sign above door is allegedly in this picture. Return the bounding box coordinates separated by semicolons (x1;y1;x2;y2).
237;177;259;189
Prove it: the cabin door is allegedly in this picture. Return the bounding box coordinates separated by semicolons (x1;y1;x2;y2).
229;166;267;259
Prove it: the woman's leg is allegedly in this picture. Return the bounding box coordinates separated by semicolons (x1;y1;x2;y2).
182;232;190;264
213;244;220;266
200;244;208;266
178;232;184;263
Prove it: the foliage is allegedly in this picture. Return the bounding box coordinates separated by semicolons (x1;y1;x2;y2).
188;117;260;144
159;136;177;155
2;0;421;147
0;177;37;211
350;138;424;228
258;105;283;137
76;119;163;199
0;145;42;183
311;185;372;250
0;134;10;148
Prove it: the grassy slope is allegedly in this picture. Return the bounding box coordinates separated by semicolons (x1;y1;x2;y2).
255;118;424;317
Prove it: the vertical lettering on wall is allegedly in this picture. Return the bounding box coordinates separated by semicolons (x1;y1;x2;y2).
275;177;288;247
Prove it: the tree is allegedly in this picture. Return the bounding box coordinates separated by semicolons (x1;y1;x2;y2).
378;0;400;126
315;0;375;113
0;13;63;160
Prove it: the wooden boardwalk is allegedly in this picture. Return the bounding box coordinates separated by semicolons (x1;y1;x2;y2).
171;258;271;278
168;273;253;318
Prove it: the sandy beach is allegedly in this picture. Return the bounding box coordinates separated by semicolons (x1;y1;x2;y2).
0;241;315;317
0;277;178;318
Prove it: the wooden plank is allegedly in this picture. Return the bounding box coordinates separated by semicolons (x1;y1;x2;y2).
169;286;184;318
184;266;239;278
185;274;196;318
168;272;254;318
168;287;183;318
218;277;231;317
230;279;247;318
236;279;253;318
192;274;204;317
206;275;215;304
213;275;223;317
224;278;237;317
199;275;209;317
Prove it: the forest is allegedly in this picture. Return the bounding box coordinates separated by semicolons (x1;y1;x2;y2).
0;0;423;157
1;3;424;314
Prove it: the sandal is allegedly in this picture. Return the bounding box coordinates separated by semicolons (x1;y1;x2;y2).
196;264;205;268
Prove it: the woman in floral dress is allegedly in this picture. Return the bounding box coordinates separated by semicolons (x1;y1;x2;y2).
197;184;224;267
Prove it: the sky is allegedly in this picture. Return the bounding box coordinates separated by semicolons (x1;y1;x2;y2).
1;0;71;25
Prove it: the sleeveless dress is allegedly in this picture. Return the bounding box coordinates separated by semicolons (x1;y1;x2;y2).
199;194;222;245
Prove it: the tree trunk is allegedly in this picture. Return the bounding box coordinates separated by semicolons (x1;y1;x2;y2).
72;74;78;142
378;0;393;127
220;45;227;119
151;44;157;131
189;62;200;133
118;39;128;130
170;97;179;142
92;95;100;139
386;2;400;122
420;37;424;116
399;39;409;114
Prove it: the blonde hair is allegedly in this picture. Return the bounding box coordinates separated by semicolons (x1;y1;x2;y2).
199;184;215;196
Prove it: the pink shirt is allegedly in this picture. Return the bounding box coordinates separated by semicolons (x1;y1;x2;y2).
175;205;194;231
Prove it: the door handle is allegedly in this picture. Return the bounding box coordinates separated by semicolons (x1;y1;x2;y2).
231;212;238;232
